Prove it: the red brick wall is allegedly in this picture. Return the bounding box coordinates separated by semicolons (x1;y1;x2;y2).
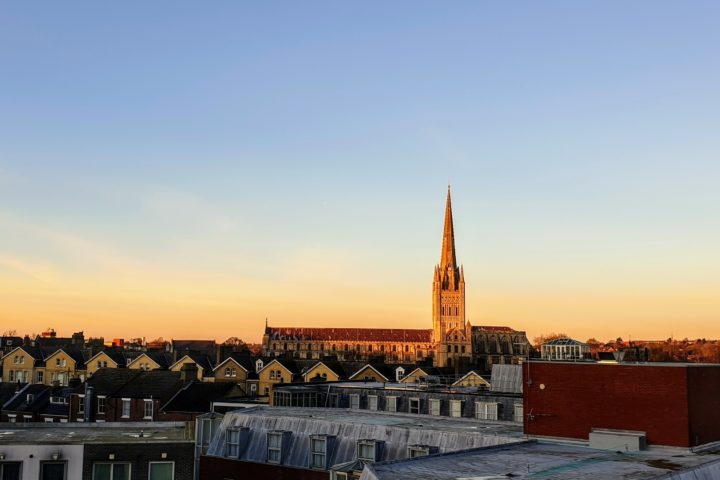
687;367;720;446
523;362;698;447
199;456;328;480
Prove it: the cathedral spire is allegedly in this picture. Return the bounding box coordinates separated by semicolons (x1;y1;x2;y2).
440;185;457;270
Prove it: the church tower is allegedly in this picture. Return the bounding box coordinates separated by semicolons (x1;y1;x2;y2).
433;187;471;368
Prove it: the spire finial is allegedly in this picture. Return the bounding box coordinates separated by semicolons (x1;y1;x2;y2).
440;187;457;270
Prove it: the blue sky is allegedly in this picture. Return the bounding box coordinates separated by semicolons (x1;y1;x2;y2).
1;2;719;342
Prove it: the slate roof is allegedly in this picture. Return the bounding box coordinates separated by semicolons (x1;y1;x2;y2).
267;327;433;343
172;339;216;353
162;381;242;413
3;383;52;413
0;382;23;406
89;348;127;366
113;370;183;402
81;368;144;395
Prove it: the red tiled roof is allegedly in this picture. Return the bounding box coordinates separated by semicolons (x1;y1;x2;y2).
267;327;432;343
472;326;519;333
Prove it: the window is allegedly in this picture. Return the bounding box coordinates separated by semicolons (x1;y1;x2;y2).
8;370;13;382
368;395;378;411
395;367;405;382
350;394;360;409
148;462;174;480
56;358;61;367
250;384;257;395
513;403;524;423
450;400;462;418
267;432;283;464
429;399;440;416
474;402;499;420
386;396;397;412
255;359;264;372
40;462;66;480
408;445;437;457
409;398;420;414
356;440;378;462
37;370;44;383
310;435;328;469
269;370;276;379
92;462;131;480
144;399;153;419
0;462;22;480
121;398;131;418
226;428;241;457
78;395;85;414
225;367;236;378
97;396;106;415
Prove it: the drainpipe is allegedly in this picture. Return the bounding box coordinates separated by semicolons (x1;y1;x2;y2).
84;384;94;423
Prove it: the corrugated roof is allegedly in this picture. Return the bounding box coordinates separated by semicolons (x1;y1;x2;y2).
490;364;523;394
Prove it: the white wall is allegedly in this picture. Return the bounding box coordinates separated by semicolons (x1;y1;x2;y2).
0;444;83;480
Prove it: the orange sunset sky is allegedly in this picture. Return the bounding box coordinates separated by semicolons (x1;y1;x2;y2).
1;3;719;344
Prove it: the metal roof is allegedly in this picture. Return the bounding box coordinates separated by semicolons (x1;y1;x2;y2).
361;440;720;480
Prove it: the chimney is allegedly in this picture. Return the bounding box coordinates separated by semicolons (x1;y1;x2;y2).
180;363;198;384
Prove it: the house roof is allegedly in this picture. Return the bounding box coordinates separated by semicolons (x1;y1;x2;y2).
162;381;241;413
170;354;215;374
125;351;173;369
3;384;52;413
113;370;183;402
81;368;144;395
42;347;87;367
267;327;433;343
87;348;127;367
452;370;491;387
172;339;216;353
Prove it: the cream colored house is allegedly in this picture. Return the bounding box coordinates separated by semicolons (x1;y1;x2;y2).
301;361;342;383
126;353;162;371
452;370;490;388
43;349;85;386
258;359;295;398
1;347;42;384
348;364;389;382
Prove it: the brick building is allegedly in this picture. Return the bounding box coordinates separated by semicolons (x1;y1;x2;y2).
523;361;720;447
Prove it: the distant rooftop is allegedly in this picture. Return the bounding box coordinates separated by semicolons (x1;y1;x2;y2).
0;422;192;444
362;440;720;480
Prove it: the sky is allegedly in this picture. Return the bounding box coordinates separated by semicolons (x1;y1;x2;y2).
1;1;719;344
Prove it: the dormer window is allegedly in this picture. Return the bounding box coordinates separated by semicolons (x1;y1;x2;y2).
407;444;439;458
267;431;289;464
309;434;336;470
395;367;405;382
356;439;383;463
225;426;249;458
255;359;264;373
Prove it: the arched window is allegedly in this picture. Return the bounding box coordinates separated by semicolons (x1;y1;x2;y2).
454;345;459;353
461;346;466;353
283;343;287;351
405;345;409;352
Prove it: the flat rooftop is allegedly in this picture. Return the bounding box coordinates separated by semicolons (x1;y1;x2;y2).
362;440;720;480
0;422;192;444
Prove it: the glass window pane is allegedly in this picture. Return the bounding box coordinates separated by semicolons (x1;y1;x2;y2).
93;464;111;480
41;463;66;480
149;463;173;480
2;463;22;480
113;463;130;480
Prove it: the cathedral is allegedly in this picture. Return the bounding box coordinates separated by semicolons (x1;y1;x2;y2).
262;187;530;371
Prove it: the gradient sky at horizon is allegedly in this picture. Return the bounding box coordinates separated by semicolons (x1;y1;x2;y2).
1;1;719;344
